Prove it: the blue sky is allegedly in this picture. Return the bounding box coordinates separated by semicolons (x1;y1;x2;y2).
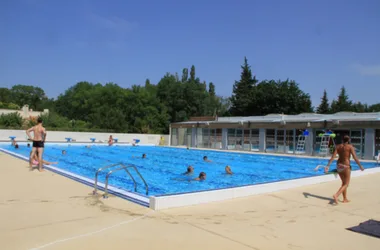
1;0;379;107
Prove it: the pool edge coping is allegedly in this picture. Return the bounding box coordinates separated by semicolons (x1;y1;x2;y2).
165;145;378;163
149;166;380;210
2;144;379;211
0;148;150;207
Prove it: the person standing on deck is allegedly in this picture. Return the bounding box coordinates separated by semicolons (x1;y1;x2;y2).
324;135;364;204
26;117;47;172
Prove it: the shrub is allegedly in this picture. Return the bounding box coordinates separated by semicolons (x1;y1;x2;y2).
38;112;70;128
0;102;20;110
0;112;24;128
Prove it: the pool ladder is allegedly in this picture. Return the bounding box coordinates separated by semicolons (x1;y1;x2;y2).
92;163;149;198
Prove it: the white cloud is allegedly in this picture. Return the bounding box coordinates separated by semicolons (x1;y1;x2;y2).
352;63;380;76
88;13;138;34
81;12;138;49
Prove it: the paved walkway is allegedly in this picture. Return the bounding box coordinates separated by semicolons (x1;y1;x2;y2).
1;152;379;250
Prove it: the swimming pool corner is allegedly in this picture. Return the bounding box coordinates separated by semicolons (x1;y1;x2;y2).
147;166;380;210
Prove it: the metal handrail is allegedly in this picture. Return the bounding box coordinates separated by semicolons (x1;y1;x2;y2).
93;163;121;194
103;166;137;198
123;164;149;195
93;163;149;197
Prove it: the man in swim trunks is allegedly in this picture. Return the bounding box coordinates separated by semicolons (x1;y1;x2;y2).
325;135;364;204
26;117;47;172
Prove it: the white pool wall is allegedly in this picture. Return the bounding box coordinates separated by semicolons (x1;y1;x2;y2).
0;129;169;145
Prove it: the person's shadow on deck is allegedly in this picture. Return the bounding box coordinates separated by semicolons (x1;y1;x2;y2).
303;192;336;205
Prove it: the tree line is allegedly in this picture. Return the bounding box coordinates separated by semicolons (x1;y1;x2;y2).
0;57;379;133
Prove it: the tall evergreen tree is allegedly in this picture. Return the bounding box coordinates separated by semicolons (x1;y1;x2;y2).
316;89;330;114
331;86;352;113
145;79;151;87
181;68;188;82
230;57;257;116
208;82;216;96
190;65;196;82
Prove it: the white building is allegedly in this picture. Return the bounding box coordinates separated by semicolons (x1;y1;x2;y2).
170;112;380;160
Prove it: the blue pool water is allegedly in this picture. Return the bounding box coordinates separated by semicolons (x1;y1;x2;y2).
1;143;378;197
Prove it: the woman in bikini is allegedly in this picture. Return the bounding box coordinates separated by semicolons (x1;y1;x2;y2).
30;151;58;166
325;135;364;204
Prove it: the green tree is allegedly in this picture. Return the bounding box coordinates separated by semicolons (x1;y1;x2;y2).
317;89;330;114
55;81;97;121
331;86;353;113
10;85;47;110
157;73;186;122
254;80;313;115
125;85;169;133
0;88;11;103
190;65;196;82
368;103;380;112
145;79;151;87
351;102;368;113
230;57;257;116
181;68;188;83
208;82;216;97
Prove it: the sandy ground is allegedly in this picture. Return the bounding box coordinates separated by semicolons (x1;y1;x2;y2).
1;152;379;250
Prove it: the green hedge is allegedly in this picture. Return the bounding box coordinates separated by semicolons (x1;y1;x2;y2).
0;113;23;128
0;102;20;110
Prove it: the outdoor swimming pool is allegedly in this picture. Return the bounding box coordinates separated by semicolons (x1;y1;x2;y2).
1;143;378;198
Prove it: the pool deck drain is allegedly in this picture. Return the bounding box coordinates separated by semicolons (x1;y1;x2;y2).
1;152;380;250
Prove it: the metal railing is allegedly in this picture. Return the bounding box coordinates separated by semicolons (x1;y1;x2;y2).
93;163;149;198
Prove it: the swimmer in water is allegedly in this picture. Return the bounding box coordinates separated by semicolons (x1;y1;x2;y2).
108;135;114;146
62;150;67;155
203;156;212;162
194;172;207;181
225;165;233;175
132;153;146;159
183;166;194;175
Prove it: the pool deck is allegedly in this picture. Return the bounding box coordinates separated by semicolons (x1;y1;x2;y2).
1;152;380;250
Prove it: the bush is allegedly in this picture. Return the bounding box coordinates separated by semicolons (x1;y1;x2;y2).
0;112;24;128
45;127;115;132
39;112;70;128
36;113;96;131
0;102;20;110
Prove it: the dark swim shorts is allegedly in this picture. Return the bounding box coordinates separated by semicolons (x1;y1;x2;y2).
32;140;44;148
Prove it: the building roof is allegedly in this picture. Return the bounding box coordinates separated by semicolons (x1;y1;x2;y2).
170;112;380;129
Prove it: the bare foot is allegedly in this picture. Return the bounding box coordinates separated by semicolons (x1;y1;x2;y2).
333;195;339;204
38;168;45;172
343;199;350;203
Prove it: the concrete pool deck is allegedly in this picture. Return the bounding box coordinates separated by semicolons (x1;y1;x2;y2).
1;152;379;250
